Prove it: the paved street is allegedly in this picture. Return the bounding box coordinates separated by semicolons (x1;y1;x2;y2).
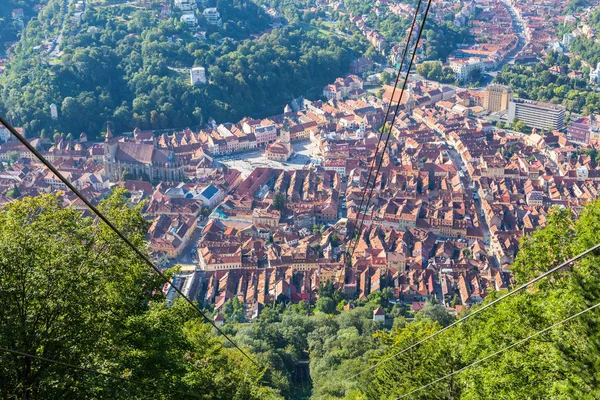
169;218;206;268
445;145;491;246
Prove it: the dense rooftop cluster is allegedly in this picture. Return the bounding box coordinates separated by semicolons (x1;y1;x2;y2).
4;0;600;322
3;61;600;318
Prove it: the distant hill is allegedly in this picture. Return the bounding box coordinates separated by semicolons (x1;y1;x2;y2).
0;0;364;139
0;0;46;52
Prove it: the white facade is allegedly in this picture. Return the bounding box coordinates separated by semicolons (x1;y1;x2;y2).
175;0;196;12
50;103;58;119
203;8;222;26
190;67;207;85
508;99;566;131
449;58;484;82
0;127;11;142
590;62;600;84
181;13;197;27
562;33;575;47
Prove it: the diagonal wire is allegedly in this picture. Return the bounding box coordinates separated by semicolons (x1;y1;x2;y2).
349;240;600;380
344;0;424;267
347;0;433;264
0;115;260;368
0;345;202;398
395;299;600;399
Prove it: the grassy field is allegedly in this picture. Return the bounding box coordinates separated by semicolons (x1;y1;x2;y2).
299;21;341;39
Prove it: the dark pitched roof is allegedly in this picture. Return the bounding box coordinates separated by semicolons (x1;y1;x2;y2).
115;142;171;165
201;184;219;200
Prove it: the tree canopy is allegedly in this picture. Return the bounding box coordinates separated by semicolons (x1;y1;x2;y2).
0;0;363;139
494;62;599;114
0;191;281;399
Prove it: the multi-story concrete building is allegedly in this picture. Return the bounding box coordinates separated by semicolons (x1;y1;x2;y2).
483;84;512;113
181;13;197;27
449;58;484;82
590;62;600;84
508;99;565;131
254;124;277;146
203;8;222;26
174;0;196;12
175;0;196;11
568;115;600;144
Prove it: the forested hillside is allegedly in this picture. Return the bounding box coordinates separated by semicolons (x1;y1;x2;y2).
0;0;46;53
0;0;364;139
569;8;600;67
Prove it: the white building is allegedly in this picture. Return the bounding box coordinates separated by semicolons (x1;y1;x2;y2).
197;184;223;208
71;11;83;25
181;13;197;27
508;99;566;131
203;8;222;26
174;0;196;12
590;62;600;84
50;103;58;119
323;159;346;177
373;307;385;322
0;127;11;143
190;67;207;85
562;33;575;47
449;58;484;82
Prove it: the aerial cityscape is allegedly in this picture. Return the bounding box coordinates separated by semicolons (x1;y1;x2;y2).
2;0;600;398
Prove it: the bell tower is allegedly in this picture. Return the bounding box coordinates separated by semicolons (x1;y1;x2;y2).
280;129;291;154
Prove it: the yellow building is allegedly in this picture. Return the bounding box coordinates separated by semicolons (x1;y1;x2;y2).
483;84;513;113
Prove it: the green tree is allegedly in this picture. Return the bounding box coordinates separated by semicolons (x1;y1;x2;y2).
316;296;336;314
545;50;558;66
222;297;246;323
380;71;393;85
5;185;20;198
121;170;134;181
450;294;460;308
273;191;286;211
513;119;527;132
0;192;281;399
201;206;211;217
461;248;472;259
362;321;457;399
414;300;454;327
7;151;19;164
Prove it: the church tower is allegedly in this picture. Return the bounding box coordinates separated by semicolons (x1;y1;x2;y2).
105;122;113;142
280;129;292;154
405;85;416;112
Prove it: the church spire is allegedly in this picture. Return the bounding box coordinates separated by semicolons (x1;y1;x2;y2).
105;121;113;142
